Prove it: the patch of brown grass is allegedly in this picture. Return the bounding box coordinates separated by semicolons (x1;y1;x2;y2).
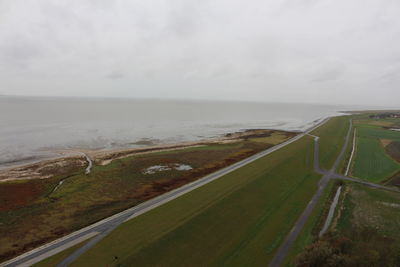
385;141;400;162
0;180;48;212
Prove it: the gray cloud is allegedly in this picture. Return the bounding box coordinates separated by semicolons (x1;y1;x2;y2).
311;65;346;83
106;71;125;80
0;0;400;106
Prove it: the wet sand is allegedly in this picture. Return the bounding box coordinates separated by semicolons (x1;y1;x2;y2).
0;129;295;182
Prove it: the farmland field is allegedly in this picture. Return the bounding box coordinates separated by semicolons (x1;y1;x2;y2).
356;125;400;142
352;135;399;182
351;124;400;183
54;136;321;266
311;116;349;170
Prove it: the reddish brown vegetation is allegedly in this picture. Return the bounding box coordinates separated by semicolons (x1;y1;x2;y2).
131;147;267;201
383;141;400;187
0;180;48;212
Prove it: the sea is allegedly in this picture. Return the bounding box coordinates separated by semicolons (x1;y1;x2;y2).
0;96;373;169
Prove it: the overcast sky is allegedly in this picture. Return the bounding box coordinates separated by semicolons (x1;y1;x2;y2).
1;0;399;106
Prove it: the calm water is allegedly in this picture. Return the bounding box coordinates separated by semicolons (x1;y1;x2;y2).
0;96;362;168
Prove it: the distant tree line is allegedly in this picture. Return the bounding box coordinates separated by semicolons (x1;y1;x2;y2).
369;112;400;119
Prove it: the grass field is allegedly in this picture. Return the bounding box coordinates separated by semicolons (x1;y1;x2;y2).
335;183;400;238
355;118;400;128
1;135;291;261
295;182;400;266
249;132;289;145
311;116;349;170
53;136;321;266
351;123;400;183
356;124;400;142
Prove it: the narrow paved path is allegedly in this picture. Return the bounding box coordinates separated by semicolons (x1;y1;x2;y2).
333;174;400;193
307;134;322;174
268;119;353;267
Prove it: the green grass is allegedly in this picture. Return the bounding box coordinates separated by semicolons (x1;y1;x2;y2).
282;180;337;266
356;118;400;128
311;116;350;170
356;125;400;142
351;126;400;183
249;132;289;145
335;182;400;239
69;136;320;266
352;136;399;182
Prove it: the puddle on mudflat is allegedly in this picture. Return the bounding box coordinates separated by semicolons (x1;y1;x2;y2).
143;163;192;174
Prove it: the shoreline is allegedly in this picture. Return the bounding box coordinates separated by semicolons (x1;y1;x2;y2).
0;128;298;182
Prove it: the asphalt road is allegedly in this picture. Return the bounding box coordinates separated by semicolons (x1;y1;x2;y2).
333;174;400;193
1;119;329;267
268;119;353;267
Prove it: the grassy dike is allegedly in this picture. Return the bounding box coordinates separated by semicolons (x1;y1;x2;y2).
311;116;350;170
40;135;319;267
